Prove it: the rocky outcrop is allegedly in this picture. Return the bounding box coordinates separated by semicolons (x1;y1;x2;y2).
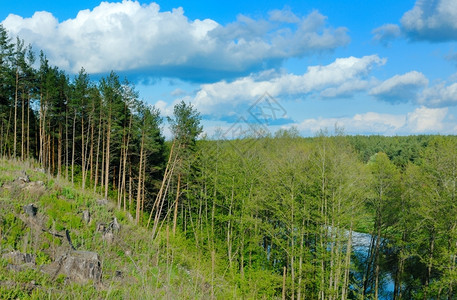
2;250;36;265
2;251;37;272
43;251;102;284
97;217;121;243
1;172;45;195
23;203;38;217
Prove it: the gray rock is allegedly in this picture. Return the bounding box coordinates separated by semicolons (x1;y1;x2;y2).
23;204;38;217
96;223;106;233
6;262;36;272
47;251;102;284
2;251;36;265
96;218;121;244
82;210;91;224
102;232;114;243
109;217;121;233
96;198;109;206
16;171;30;183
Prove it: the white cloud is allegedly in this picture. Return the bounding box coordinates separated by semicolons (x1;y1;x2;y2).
418;81;457;106
292;112;406;135
193;55;386;114
170;88;187;97
1;1;349;79
405;106;448;132
287;107;451;136
269;7;300;23
371;24;401;45
370;71;428;103
400;0;457;41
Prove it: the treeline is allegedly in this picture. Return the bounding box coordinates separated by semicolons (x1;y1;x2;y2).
174;132;456;299
0;25;166;224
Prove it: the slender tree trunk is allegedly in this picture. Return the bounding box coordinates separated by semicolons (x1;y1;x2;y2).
13;67;18;158
25;94;29;159
71;109;76;183
374;215;382;300
147;141;175;228
57;126;62;178
104;109;111;199
173;172;181;234
136;131;144;224
121;116;131;211
21;90;24;160
227;176;235;270
81;113;85;189
89;114;94;187
65;104;69;179
94;111;102;193
342;219;353;300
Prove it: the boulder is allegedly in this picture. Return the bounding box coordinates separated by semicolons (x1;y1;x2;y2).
16;171;30;184
2;251;36;265
109;217;121;233
97;218;121;243
23;203;38;217
46;251;102;284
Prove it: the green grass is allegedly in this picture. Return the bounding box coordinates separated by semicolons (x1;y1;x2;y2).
0;159;232;299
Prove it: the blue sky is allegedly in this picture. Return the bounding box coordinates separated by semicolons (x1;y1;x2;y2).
2;0;457;137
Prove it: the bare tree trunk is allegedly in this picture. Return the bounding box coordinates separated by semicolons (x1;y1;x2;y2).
57;126;62;178
94;112;102;193
65;104;69;179
13;68;18;158
21;90;24;160
89;114;94;187
104;111;111;200
172;172;181;234
342;220;353;300
147;141;175;228
121;114;132;210
71;109;76;183
136;132;144;224
128;165;132;210
81;113;85;189
27;94;30;159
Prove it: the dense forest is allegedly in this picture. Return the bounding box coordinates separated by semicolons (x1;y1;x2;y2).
2;24;457;299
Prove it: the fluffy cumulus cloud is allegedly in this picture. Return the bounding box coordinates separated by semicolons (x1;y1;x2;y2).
1;1;349;80
373;0;457;43
405;106;448;132
370;71;428;103
418;81;457;107
293;112;406;135
400;0;457;41
192;55;385;114
289;106;451;136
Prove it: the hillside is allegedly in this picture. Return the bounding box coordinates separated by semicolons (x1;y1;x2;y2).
0;158;230;299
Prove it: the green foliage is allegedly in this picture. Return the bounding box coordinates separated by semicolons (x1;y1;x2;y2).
1;212;25;248
42;194;82;231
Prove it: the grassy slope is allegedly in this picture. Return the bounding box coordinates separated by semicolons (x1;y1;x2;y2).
0;159;231;299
